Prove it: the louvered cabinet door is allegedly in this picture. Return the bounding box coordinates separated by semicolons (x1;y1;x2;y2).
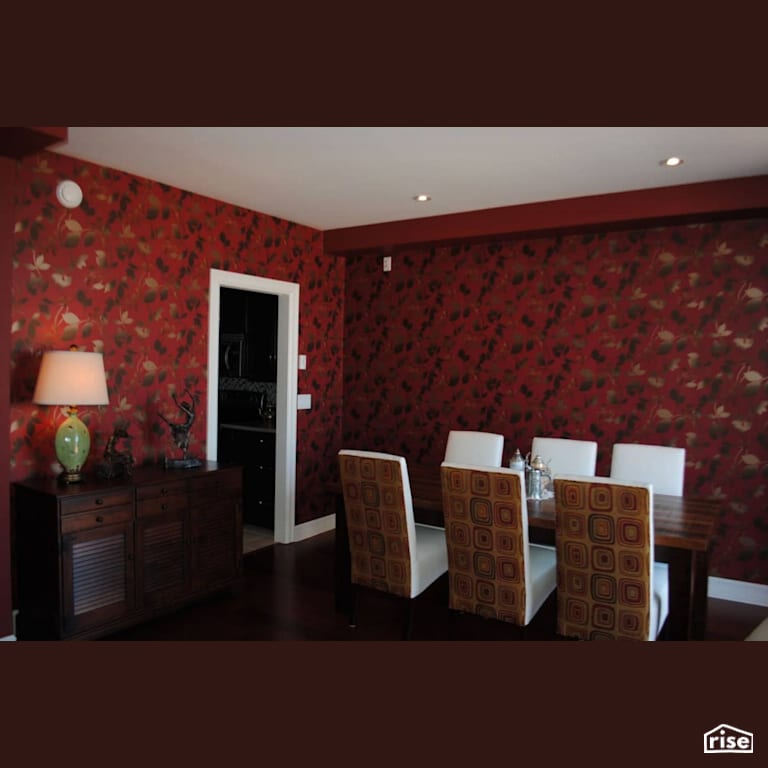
189;499;238;592
188;469;243;593
60;520;135;636
135;504;188;609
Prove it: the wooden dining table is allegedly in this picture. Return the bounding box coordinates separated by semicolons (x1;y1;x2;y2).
328;463;720;640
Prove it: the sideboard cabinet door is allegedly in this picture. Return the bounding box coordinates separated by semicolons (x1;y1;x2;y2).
61;519;135;636
135;477;190;609
188;468;243;593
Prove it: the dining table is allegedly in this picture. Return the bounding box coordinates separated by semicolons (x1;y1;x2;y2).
328;463;720;641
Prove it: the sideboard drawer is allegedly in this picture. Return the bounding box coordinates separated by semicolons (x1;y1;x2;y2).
136;493;189;518
136;479;187;502
189;468;242;499
60;488;134;516
61;504;134;534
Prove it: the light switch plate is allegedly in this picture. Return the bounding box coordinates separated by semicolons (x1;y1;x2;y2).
297;393;311;409
298;354;307;370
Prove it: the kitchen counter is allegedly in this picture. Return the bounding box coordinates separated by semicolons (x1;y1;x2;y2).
220;420;276;434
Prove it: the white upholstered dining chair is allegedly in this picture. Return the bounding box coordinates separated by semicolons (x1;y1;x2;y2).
440;462;557;633
609;443;686;497
337;449;448;639
553;474;669;640
530;436;598;477
444;430;504;467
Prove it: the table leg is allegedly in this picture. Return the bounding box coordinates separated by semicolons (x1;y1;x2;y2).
657;545;709;640
689;548;710;640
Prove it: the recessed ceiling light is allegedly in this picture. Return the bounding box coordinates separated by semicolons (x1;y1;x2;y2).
413;194;431;202
661;156;684;167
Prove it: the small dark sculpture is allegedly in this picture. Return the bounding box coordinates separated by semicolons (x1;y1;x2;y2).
97;424;135;479
160;388;202;469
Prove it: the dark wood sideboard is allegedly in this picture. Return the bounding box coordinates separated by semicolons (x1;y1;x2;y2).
12;461;243;640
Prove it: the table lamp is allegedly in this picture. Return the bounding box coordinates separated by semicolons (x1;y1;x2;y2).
33;346;110;483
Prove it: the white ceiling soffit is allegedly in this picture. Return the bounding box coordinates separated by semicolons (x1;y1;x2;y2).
51;126;768;231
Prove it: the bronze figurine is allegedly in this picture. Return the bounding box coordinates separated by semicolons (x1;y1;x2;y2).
160;388;202;469
96;423;135;479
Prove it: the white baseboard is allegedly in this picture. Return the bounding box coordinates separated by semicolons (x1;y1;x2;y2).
2;609;19;640
708;576;768;607
292;513;335;542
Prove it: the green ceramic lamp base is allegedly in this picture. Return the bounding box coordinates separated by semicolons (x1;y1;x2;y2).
55;408;91;484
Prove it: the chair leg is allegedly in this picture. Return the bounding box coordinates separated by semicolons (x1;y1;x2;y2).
348;584;358;628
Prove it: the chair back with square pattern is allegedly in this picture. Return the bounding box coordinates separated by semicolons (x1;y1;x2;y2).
440;462;555;627
553;475;667;641
338;450;417;598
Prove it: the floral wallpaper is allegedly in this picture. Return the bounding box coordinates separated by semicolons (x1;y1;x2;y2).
342;219;768;583
9;151;344;525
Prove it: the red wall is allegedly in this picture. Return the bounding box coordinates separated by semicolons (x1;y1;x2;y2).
342;218;768;584
9;151;345;526
0;157;15;637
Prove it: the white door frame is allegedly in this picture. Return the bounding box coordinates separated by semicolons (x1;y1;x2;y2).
206;268;299;544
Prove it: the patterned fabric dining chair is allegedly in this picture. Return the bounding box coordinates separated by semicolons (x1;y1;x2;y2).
444;430;505;467
337;449;448;639
440;462;557;634
609;443;686;497
553;475;669;641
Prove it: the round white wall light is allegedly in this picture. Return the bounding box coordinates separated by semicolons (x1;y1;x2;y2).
56;180;83;208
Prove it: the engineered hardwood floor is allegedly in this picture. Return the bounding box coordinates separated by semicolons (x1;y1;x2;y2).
103;530;767;642
242;524;274;554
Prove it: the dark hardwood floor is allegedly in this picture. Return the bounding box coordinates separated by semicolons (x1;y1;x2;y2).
103;530;768;641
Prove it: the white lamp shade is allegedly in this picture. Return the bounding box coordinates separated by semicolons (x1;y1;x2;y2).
33;350;109;406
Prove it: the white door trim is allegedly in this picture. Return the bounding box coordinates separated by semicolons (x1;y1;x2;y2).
207;268;299;543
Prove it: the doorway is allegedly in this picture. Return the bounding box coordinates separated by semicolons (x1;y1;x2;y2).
206;268;300;544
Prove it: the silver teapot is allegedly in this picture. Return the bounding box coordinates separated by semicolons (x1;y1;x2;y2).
525;453;552;500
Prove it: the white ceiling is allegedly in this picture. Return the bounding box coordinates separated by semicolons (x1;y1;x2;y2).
51;127;768;231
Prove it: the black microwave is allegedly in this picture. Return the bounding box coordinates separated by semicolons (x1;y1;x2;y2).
220;334;245;377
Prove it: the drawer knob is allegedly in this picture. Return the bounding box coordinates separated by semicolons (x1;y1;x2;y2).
161;503;168;511
95;515;104;523
95;498;104;505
